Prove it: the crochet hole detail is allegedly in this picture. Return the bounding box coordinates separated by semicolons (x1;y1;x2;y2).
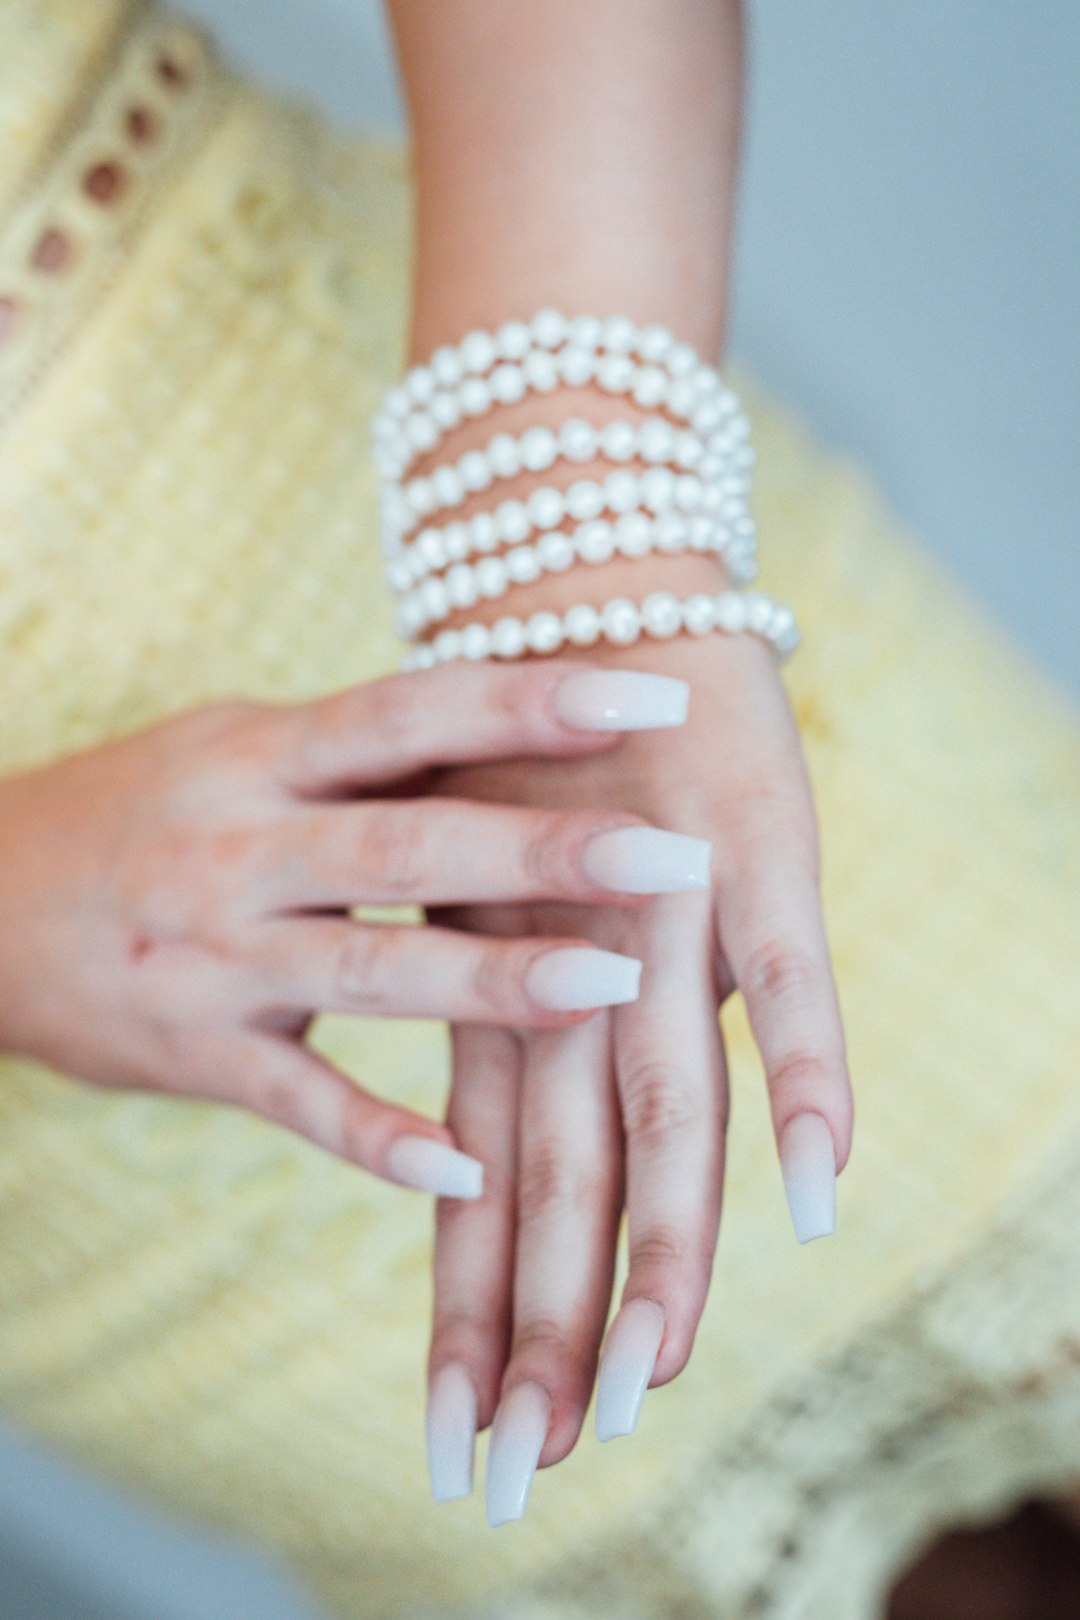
155;54;189;90
82;161;128;206
0;296;18;345
125;105;160;144
31;227;74;275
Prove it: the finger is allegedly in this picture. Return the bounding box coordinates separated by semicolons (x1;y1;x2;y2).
275;661;690;793
427;1025;522;1502
486;1013;623;1526
242;918;643;1028
263;797;709;909
212;1032;484;1199
716;841;853;1243
602;893;727;1422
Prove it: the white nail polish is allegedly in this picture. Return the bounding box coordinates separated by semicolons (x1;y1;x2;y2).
525;946;642;1010
485;1381;551;1528
779;1112;836;1243
384;1135;484;1199
426;1363;477;1502
553;669;690;731
582;826;711;894
595;1297;665;1441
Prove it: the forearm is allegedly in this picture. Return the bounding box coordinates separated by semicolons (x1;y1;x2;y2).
385;0;745;628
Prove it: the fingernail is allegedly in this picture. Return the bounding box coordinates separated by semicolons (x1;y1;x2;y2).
426;1363;477;1502
582;826;711;893
779;1112;836;1243
525;946;642;1010
554;669;690;731
485;1381;551;1527
384;1134;484;1199
595;1297;665;1441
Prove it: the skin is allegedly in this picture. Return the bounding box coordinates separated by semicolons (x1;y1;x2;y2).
385;0;854;1470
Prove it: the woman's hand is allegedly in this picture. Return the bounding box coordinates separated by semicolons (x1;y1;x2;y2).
0;660;699;1197
425;630;853;1520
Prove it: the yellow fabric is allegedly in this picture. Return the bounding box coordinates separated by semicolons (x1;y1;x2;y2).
2;4;1080;1617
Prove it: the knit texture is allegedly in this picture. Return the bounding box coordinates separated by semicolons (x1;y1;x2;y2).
2;5;1080;1617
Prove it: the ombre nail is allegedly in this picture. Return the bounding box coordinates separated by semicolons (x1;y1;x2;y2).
582;826;711;893
384;1135;484;1199
595;1297;665;1440
553;669;690;731
525;946;642;1010
485;1381;551;1527
779;1112;837;1243
426;1363;477;1502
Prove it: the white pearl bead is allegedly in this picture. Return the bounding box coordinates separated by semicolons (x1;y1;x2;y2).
682;593;718;635
527;485;565;529
387;556;413;592
699;453;726;482
491;615;527;658
395;597;425;637
564;602;602;646
537;530;575;571
405;411;439;453
688;515;715;550
430;391;462;430
655;512;689;552
461;622;492;660
411;643;436;670
407;477;433;516
458;376;492;416
520;426;558;472
506;544;542;584
458;449;493;492
638;419;676;463
490;362;526;404
475;556;509;598
714;592;747;632
525;611;563;654
405;366;435;405
666;379;698;419
600;597;641;646
641;591;682;639
559;418;598;462
604;468;642;513
470;512;498;552
558;346;595;387
692;399;724;435
522;349;559;391
614;511;652;557
496;320;532;360
487;432;521;478
460;330;496;374
434;628;463;661
576;519;616;564
446;563;479;609
743;591;775;633
600;419;638;462
431;345;463;387
384;384;410;418
566;479;605;521
569;314;602;349
640;466;676;512
417;527;447;568
636;324;674;363
601;315;637;352
531;308;569;349
692;364;721;395
668;341;698;377
420;576;449;619
493;499;530;543
674;474;704;512
674;431;703;469
432;465;464;508
596;353;635;392
631;365;668;408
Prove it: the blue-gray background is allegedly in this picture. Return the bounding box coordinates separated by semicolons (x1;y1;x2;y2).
2;3;1076;1615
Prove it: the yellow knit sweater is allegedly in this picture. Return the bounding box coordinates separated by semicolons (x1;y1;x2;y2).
2;5;1080;1618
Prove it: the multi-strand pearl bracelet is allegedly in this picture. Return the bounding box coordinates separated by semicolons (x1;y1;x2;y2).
369;308;801;669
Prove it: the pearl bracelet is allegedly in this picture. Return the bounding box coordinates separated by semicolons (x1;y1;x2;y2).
394;511;759;638
400;587;800;671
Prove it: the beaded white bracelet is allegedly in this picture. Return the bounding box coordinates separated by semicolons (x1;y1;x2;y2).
400;587;799;671
394;511;759;638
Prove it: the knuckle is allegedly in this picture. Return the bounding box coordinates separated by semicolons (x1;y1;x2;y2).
628;1223;693;1275
364;673;426;746
768;1049;837;1101
431;1306;497;1359
621;1063;704;1155
470;942;517;1020
357;804;433;897
334;928;389;1010
522;809;577;892
517;1141;597;1226
511;1315;572;1360
740;936;822;1005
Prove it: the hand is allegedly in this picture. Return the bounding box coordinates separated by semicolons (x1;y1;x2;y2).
424;630;854;1519
0;659;697;1197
